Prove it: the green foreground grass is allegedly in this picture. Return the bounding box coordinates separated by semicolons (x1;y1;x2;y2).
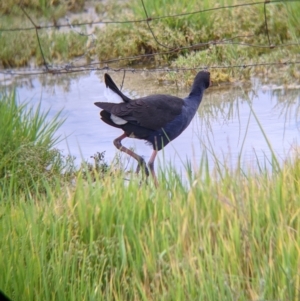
1;161;300;300
0;91;300;300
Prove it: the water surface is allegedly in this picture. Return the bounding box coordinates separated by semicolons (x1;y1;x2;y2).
2;72;300;174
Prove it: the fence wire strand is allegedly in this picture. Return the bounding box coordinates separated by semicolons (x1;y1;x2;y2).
0;0;299;78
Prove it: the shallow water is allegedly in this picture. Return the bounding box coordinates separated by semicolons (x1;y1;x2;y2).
1;72;300;175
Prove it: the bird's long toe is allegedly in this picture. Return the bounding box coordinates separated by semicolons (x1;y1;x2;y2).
136;158;149;177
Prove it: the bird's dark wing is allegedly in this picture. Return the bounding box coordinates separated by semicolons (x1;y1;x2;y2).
104;73;132;103
95;94;184;130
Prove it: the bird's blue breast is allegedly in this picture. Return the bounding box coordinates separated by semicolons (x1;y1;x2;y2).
146;102;198;150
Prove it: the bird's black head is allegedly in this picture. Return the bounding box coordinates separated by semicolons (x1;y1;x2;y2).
187;70;211;99
193;70;211;89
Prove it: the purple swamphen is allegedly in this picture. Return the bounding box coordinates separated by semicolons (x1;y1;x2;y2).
95;71;210;187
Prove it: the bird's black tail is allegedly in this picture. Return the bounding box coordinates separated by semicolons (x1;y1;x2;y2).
104;74;132;103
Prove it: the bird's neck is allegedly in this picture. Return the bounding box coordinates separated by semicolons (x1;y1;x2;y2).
187;86;204;104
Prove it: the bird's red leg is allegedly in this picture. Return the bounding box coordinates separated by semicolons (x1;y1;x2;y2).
148;150;158;187
113;133;149;176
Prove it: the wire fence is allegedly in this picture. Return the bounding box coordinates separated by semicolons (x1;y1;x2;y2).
0;0;300;78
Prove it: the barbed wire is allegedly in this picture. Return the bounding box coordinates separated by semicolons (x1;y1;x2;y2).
0;0;299;79
1;61;299;77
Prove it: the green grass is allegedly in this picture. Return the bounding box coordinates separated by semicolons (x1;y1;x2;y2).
0;0;84;17
0;92;74;196
0;92;299;300
95;0;300;80
0;0;88;67
1;0;299;83
0;152;299;300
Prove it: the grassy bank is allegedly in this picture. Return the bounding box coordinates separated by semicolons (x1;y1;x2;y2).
1;0;299;83
1;150;300;300
0;92;74;196
0;0;89;67
97;0;300;83
0;93;299;300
